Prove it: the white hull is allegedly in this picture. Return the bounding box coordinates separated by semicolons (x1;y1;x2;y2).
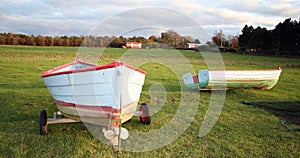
183;68;282;90
42;61;146;127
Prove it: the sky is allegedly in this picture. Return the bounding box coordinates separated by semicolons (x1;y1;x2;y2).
1;0;300;39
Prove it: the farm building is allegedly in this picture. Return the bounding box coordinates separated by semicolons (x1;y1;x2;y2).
185;43;203;49
126;42;142;48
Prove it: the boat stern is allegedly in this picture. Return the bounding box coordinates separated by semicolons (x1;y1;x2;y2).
183;70;209;89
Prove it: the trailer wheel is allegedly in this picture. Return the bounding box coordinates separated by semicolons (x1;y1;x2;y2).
39;110;48;135
139;103;151;125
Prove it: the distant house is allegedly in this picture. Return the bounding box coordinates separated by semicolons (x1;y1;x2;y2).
185;43;205;49
126;42;142;48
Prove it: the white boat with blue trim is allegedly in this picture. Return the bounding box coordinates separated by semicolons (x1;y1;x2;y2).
183;67;282;90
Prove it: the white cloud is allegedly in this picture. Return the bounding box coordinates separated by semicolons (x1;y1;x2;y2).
218;0;300;17
0;0;299;36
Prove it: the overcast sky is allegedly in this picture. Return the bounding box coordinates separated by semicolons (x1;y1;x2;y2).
1;0;300;39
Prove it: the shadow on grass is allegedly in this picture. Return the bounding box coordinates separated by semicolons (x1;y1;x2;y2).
242;101;300;132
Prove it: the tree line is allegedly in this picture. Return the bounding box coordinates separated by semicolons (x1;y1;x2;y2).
0;18;299;57
238;18;300;57
0;30;194;48
0;33;83;46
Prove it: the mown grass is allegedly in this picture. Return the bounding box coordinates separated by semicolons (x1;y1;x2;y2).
0;45;299;157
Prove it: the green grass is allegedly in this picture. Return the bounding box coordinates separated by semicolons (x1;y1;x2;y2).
0;45;299;157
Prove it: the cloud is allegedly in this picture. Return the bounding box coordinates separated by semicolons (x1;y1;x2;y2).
217;0;300;17
87;7;210;41
0;0;299;36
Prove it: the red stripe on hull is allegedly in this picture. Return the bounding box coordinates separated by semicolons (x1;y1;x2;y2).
54;99;120;113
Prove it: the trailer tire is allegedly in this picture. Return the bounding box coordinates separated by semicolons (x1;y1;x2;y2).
39;110;48;135
139;103;151;125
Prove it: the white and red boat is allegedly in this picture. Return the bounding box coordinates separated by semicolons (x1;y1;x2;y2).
40;57;150;149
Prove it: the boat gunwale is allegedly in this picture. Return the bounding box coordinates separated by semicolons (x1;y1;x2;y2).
41;60;146;77
207;67;282;72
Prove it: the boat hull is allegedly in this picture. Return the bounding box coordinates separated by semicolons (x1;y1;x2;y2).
183;68;282;90
42;61;146;128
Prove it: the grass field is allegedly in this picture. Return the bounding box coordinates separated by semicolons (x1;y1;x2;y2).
0;45;299;157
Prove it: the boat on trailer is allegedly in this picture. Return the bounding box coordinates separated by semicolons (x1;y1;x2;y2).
183;67;282;90
40;57;151;151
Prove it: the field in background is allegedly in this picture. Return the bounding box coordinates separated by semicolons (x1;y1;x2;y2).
0;45;299;157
